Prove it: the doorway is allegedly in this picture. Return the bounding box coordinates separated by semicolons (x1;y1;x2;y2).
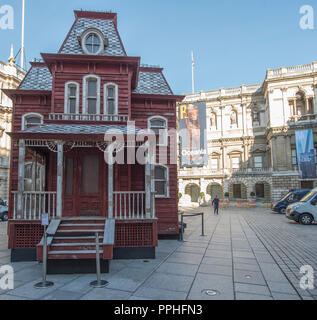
255;183;265;198
63;150;106;217
233;184;242;199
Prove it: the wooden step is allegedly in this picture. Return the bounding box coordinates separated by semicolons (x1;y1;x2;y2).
50;243;98;251
53;237;103;244
56;229;104;233
48;250;102;260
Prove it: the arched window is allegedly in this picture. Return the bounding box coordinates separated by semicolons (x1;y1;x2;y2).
148;116;168;146
210;112;217;129
83;75;101;115
104;83;118;115
22;113;43;130
296;92;305;116
154;165;169;198
64;82;79;114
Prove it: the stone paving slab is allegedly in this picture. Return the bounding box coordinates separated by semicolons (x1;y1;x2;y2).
1;208;316;300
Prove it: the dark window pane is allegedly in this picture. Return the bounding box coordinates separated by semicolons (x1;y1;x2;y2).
69;98;76;113
88;80;97;97
82;155;99;194
108;87;114;98
65;158;74;195
88;99;97;114
155;181;165;195
151;120;165;127
26;117;41;124
69;86;76;97
108;100;115;114
155;167;165;180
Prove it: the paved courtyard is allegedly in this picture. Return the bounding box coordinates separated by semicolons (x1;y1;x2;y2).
0;207;316;300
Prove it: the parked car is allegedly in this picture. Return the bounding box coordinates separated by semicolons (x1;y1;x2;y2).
271;189;311;214
286;188;317;225
0;200;8;221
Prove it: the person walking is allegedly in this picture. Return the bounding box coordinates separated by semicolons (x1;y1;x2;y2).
212;195;220;215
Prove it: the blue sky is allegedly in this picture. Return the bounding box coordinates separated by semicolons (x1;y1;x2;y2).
0;0;317;95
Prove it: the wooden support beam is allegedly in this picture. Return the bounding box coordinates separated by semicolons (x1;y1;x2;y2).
108;154;114;219
56;141;64;218
17;139;25;217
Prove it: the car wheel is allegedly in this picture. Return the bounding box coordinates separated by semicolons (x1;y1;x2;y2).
2;212;8;221
279;208;286;214
299;214;313;225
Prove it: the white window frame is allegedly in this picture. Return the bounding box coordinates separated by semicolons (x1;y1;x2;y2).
81;28;105;55
64;81;80;114
83;75;101;115
148;116;168;147
154;164;170;198
22;113;44;130
104;82;118;115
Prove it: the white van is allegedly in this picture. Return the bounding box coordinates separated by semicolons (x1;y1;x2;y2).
286;188;317;225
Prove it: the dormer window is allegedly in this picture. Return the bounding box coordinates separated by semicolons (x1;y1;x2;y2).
80;28;107;55
22;113;43;130
85;34;101;54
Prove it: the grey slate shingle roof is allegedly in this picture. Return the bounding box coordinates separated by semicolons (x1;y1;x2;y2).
133;71;172;95
60;18;125;56
23;124;141;135
19;66;52;91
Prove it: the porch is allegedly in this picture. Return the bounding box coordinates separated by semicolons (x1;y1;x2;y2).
8;136;158;265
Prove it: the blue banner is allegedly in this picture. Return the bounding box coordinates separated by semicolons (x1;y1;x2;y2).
295;129;316;179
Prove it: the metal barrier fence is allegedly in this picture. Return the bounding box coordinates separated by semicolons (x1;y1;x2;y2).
179;212;205;241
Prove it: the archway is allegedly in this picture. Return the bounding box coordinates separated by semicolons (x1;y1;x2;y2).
207;183;223;200
185;183;200;203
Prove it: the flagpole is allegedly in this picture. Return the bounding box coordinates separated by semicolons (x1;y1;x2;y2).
21;0;25;70
191;51;195;94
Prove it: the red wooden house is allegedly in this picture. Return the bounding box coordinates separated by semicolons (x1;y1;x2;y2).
4;10;182;273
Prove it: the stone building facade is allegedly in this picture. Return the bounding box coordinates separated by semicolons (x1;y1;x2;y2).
0;47;25;200
179;61;317;204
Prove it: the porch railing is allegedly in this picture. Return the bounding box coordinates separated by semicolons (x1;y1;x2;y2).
114;191;155;220
12;191;57;220
49;113;129;122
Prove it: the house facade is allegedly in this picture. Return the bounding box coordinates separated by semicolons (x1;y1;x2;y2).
5;11;181;271
0;47;25;200
179;61;317;204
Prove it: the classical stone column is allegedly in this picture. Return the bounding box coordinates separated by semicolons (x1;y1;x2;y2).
242;103;247;135
56;141;64;218
17;139;25;217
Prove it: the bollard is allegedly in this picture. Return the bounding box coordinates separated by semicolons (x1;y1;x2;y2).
180;214;184;241
90;232;108;288
201;213;205;237
34;228;54;289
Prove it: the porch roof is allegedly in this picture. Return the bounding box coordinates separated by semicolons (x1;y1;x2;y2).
8;124;144;141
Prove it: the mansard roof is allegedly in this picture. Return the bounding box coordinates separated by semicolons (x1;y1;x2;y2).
18;63;52;91
16;11;175;97
133;69;173;95
59;13;126;56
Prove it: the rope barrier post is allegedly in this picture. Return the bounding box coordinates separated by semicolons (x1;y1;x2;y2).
90;232;108;288
201;212;205;237
34;222;54;289
179;213;184;241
